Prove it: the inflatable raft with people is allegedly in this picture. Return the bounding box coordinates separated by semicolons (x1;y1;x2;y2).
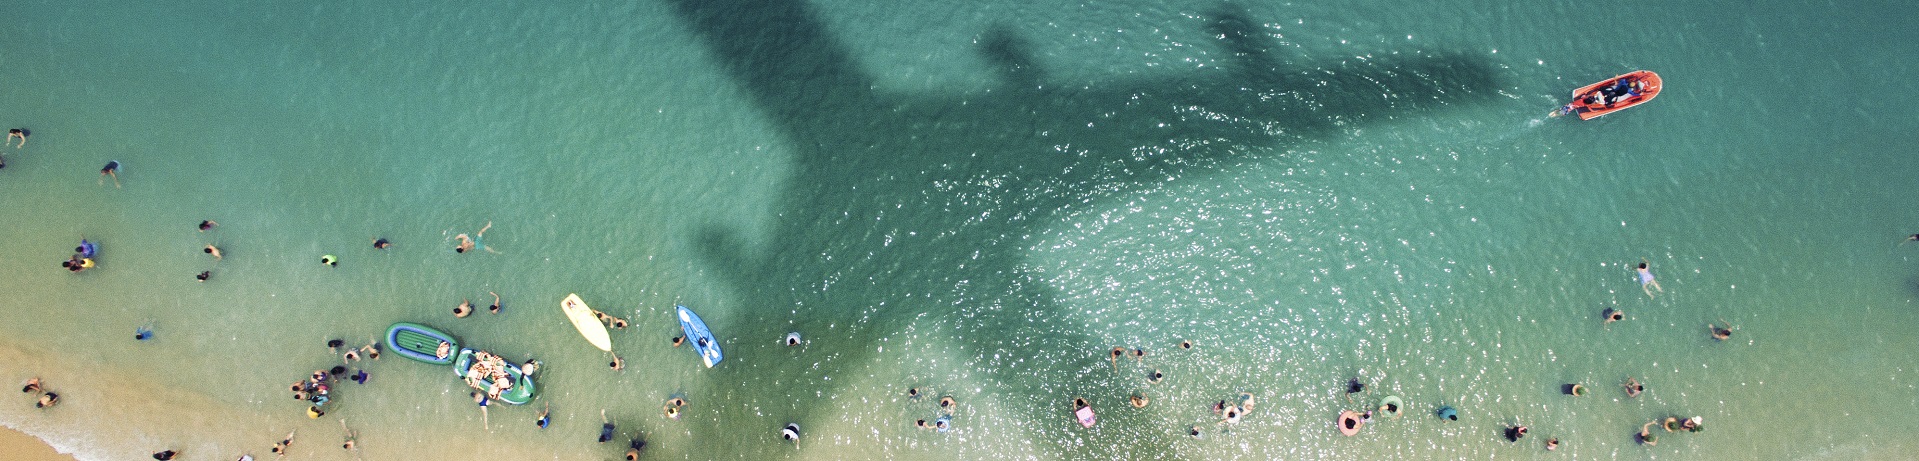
386;322;460;365
1551;70;1661;120
455;349;537;405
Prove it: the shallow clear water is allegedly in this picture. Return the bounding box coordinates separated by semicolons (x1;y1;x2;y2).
2;0;1917;459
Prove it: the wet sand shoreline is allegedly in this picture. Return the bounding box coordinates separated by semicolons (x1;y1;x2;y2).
0;425;77;461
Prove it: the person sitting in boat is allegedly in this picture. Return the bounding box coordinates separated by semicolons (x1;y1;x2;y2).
435;341;452;360
1599;77;1642;106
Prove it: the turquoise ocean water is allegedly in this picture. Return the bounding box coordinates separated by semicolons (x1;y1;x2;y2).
2;0;1916;459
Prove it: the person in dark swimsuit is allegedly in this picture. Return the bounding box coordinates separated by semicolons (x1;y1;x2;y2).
100;161;121;188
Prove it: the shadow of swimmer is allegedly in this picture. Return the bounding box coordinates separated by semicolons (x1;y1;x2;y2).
662;0;1497;456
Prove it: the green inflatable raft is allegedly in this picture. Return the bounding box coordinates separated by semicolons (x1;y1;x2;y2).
454;349;537;405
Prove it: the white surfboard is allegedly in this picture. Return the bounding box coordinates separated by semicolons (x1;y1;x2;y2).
561;293;613;352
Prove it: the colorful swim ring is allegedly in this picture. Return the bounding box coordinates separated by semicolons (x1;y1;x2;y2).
1378;396;1404;419
1338;410;1363;436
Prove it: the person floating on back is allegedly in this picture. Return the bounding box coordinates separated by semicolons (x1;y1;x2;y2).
1635;259;1663;298
455;221;498;254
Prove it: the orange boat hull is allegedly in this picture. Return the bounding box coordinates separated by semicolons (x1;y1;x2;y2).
1555;70;1661;120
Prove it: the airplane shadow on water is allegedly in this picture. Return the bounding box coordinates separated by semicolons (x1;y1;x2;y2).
663;0;1498;456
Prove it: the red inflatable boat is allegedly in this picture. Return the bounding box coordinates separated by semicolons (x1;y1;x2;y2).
1550;70;1661;120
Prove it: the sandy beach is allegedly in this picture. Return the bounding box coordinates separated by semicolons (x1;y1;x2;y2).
0;426;76;461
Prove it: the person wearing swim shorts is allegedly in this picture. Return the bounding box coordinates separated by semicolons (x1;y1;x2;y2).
1636;259;1663;298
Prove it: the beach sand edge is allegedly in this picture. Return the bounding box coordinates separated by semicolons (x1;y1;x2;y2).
0;425;78;461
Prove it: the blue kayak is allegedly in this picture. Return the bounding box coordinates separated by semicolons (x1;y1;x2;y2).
385;322;460;365
676;305;722;368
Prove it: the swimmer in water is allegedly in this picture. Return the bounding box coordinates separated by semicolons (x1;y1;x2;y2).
1546;437;1559;451
99;161;121;188
454;299;472;318
1636;259;1663;298
327;339;344;353
536;402;550;429
271;430;296;454
21;377;42;394
598;410;615;443
361;341;381;360
907;387;922;400
1504;425;1528;442
664;404;681;420
1623;376;1644;398
7;128;26;148
1129;393;1149;408
320;254;338;267
785;332;802;347
204;244;222;260
1219;404;1242;425
1239;392;1257;412
196;270;210;282
36;392;59;408
610;355;625;371
1179;339;1193;350
454;221;498;254
1109;347;1124;370
340;420;358;451
624;432;647;460
1603;307;1624;327
1188;425;1202;437
781;423;801;442
198;220;217;232
610;316;628;329
488;291;502;314
372;237;390;249
1637;421;1659;446
1147;369;1164;384
672;335;685;347
1131;348;1146;362
1709;319;1734;341
1345;377;1367;403
939;396;957;414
